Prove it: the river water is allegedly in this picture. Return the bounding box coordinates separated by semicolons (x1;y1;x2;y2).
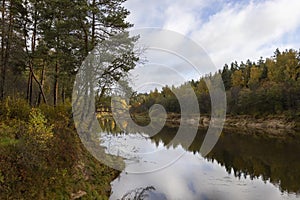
99;122;300;200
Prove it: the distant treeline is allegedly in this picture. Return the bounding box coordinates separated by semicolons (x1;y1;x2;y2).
130;49;300;117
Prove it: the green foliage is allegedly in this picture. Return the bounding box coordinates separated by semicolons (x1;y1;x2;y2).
0;97;31;120
131;48;300;118
0;137;18;146
0;0;138;107
0;99;120;199
26;108;54;145
39;101;72;128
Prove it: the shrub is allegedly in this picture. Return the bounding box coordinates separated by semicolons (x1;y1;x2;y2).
39;101;72;129
26;108;54;145
0;97;30;120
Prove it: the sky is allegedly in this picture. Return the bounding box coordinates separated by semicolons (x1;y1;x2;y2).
124;0;300;69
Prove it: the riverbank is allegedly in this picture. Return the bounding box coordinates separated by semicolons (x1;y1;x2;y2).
0;124;120;199
108;112;299;136
0;100;120;199
162;113;298;128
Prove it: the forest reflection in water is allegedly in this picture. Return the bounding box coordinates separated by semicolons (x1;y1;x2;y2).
98;118;300;199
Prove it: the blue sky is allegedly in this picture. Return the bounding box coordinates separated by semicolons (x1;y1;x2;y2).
124;0;300;68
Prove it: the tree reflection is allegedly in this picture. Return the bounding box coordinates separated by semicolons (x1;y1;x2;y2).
101;117;300;194
120;186;155;200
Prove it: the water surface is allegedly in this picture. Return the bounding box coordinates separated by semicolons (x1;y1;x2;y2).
99;123;300;200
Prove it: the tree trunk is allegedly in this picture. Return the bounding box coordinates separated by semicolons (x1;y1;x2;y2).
25;2;38;106
1;0;13;100
37;64;45;105
28;61;47;105
0;0;6;100
61;86;65;104
28;72;33;105
53;60;59;106
91;0;96;48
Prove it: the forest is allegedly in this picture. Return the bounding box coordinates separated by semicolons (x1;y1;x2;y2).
0;0;138;106
130;49;300;118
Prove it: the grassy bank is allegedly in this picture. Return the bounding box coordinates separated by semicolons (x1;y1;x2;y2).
0;98;120;199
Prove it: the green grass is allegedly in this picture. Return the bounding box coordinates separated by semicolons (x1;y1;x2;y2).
0;137;18;146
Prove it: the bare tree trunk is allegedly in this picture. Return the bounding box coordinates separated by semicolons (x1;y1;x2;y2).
23;5;47;105
80;21;89;56
53;60;59;106
91;0;96;48
32;73;47;105
26;71;30;100
29;73;33;105
37;64;45;105
27;60;47;105
61;85;65;104
25;2;38;105
1;0;13;100
0;0;6;100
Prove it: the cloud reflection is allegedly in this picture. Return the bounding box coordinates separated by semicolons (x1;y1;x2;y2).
107;134;298;200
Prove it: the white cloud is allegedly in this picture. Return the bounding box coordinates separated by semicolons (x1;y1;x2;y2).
191;0;300;66
127;29;217;92
125;0;300;68
124;0;211;34
161;1;206;35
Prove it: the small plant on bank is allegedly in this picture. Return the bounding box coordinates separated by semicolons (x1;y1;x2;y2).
27;108;54;146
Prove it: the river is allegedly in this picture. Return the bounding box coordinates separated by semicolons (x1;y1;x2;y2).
98;121;300;200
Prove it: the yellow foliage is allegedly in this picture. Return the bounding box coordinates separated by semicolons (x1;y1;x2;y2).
27;108;54;145
232;70;244;87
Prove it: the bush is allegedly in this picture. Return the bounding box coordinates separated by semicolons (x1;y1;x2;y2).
26;108;54;146
0;97;31;120
39;102;72;129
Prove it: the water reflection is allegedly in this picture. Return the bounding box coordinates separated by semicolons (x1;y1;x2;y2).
120;186;160;200
99;118;300;199
155;127;300;194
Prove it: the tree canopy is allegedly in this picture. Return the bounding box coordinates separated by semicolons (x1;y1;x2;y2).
131;49;300;117
0;0;139;106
